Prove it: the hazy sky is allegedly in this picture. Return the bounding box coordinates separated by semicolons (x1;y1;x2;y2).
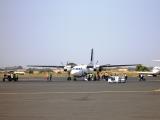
0;0;160;67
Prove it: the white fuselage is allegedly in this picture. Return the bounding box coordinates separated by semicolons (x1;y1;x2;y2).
152;67;160;75
139;66;160;77
70;65;94;77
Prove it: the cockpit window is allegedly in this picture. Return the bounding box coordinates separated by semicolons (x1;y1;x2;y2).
72;67;82;70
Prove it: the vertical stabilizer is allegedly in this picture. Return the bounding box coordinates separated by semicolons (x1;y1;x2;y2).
90;48;94;65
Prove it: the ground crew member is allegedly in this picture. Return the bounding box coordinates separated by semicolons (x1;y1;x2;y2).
11;73;13;79
49;73;52;81
13;73;16;81
139;74;145;81
124;74;128;80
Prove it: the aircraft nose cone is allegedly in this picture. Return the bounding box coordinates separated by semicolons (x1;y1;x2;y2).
71;70;80;76
71;70;77;75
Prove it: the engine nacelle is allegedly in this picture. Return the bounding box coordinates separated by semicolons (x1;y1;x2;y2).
93;65;100;71
64;65;72;72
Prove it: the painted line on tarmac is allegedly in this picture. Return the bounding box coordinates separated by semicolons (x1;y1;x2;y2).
147;80;160;82
152;89;160;92
0;90;155;95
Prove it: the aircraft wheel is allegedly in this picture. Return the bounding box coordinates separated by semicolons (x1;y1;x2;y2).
93;75;97;81
14;78;18;82
67;77;71;81
153;75;157;77
73;78;77;81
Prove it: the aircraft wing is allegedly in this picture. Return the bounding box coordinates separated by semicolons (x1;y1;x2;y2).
100;64;139;68
87;64;139;68
28;63;77;68
27;65;64;68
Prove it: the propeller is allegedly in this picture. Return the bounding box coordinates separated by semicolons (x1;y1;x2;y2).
63;62;77;80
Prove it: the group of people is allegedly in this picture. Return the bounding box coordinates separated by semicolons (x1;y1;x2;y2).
3;72;18;82
86;73;100;81
101;73;147;82
101;73;128;81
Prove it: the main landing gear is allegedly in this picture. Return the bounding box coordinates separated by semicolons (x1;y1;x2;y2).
67;77;71;80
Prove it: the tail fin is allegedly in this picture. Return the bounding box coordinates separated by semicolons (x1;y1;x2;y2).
90;48;94;65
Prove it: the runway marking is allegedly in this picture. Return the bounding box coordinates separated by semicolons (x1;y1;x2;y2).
153;89;160;92
147;80;160;82
0;90;156;95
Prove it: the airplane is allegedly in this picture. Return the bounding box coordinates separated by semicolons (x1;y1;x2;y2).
28;49;138;81
138;60;160;77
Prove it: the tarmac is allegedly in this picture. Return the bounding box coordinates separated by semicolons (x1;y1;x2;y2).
0;77;160;120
